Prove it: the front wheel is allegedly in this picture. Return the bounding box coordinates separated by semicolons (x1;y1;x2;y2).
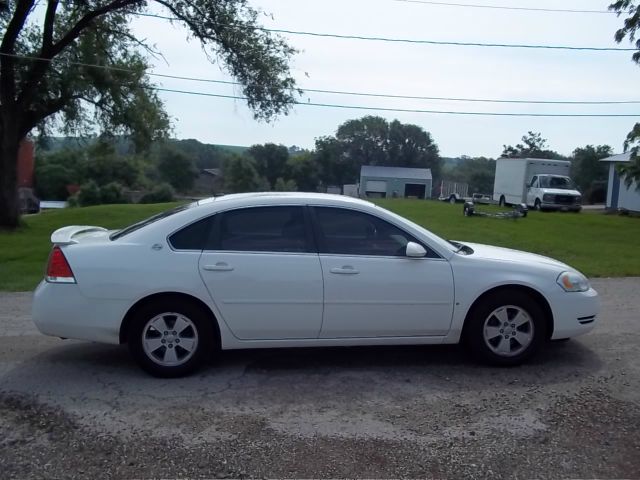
128;300;215;377
534;199;542;211
464;290;547;366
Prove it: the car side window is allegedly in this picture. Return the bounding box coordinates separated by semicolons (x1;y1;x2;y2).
168;216;215;251
213;206;310;253
314;207;429;257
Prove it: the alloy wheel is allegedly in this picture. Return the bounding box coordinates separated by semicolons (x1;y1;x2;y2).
483;305;534;357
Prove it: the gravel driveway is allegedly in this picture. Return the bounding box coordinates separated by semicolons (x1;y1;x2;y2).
1;278;639;479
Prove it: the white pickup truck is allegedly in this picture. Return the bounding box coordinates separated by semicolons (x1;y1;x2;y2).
493;158;582;212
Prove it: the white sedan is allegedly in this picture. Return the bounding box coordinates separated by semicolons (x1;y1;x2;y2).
32;193;599;377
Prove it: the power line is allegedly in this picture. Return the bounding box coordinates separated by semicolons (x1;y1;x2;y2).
152;86;640;117
392;0;614;14
263;28;633;51
3;51;639;106
127;13;633;52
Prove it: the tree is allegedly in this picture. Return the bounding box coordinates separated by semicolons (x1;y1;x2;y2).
82;141;142;187
449;157;496;194
247;143;289;188
501;132;564;159
34;162;74;200
314;135;358;187
286;152;320;192
571;145;612;200
223;155;260;193
315;116;442;186
336;116;390;167
610;1;640;186
156;146;198;192
273;177;297;191
0;1;298;227
387;120;441;179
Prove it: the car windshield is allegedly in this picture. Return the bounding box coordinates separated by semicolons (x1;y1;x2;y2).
539;176;575;190
110;203;194;240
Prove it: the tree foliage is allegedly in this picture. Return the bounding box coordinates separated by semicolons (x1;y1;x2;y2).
0;0;299;227
571;145;612;201
501;132;564;160
610;0;640;186
156;146;198;193
315;116;442;187
445;156;496;194
223;154;260;193
247;143;289;188
286;152;320;192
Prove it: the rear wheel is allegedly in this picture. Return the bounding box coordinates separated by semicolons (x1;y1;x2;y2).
499;196;506;207
464;290;546;366
128;299;215;377
449;195;457;204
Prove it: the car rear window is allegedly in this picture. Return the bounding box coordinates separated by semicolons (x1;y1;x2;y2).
110;204;194;241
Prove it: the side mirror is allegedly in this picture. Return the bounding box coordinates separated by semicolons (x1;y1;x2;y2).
406;242;427;258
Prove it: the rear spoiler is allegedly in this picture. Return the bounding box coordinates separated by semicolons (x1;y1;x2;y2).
51;225;108;245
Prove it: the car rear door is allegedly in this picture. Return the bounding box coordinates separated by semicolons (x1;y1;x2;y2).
198;205;323;340
311;206;454;338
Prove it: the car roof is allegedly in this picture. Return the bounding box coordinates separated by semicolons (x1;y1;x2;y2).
197;192;375;210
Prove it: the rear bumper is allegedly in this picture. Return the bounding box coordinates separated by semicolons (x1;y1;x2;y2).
550;287;600;339
32;281;126;345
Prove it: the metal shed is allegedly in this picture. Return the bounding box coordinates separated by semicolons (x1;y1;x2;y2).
601;152;640;212
359;166;432;199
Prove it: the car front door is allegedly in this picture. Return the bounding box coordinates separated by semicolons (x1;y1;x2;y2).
311;206;454;338
198;205;323;340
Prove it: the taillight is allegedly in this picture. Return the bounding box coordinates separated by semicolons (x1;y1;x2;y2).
46;247;76;283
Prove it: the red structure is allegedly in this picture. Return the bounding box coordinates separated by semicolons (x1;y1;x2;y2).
17;139;35;188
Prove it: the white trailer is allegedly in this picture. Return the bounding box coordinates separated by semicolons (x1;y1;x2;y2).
493;158;582;211
438;180;469;203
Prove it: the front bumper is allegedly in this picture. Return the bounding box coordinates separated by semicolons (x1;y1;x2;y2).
32;281;127;345
549;287;600;339
541;203;582;212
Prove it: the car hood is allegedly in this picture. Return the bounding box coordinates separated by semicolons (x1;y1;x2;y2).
459;242;570;270
538;188;581;196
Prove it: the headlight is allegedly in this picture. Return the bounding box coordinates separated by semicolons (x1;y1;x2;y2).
543;194;555;202
557;271;590;292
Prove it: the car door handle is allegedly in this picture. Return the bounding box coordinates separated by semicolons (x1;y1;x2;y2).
330;266;359;275
202;263;234;272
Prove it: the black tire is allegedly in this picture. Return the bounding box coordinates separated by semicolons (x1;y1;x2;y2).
534;199;542;211
128;299;216;377
499;196;506;207
449;195;456;204
464;290;547;366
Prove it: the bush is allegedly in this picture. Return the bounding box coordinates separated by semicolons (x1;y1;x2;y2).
77;180;102;206
139;183;175;204
34;163;74;200
100;182;128;204
273;177;297;191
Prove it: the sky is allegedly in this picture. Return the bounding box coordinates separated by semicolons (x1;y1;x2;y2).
127;0;640;158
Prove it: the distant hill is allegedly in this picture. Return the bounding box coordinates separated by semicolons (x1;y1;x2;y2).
37;136;250;170
214;144;249;155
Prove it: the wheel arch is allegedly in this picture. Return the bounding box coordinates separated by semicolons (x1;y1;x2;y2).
462;285;554;340
119;292;221;346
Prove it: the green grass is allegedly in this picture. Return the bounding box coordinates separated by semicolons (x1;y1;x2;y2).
1;199;639;292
